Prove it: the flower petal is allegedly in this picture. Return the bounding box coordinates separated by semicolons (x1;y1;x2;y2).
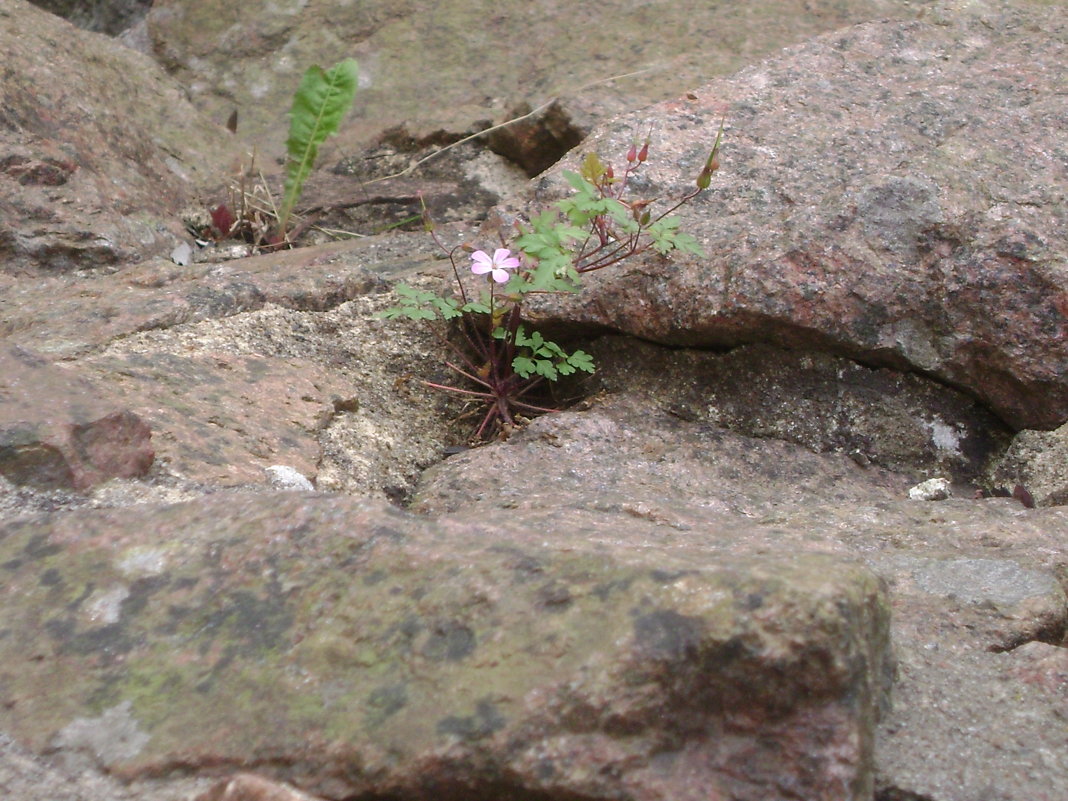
470;250;493;274
490;268;510;283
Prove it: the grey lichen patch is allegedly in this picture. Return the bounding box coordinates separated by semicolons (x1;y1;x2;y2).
910;558;1064;609
83;584;130;626
420;620;477;662
852;176;944;258
49;700;150;772
365;682;410;727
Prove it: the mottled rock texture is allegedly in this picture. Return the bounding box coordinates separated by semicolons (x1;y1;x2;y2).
525;2;1068;431
0;346;154;490
143;0;926;156
586;337;1010;482
988;421;1068;506
0;493;893;801
0;0;233;272
1;2;1066;801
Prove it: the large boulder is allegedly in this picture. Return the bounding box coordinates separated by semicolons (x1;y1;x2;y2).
411;394;1068;801
142;0;925;158
2;382;1065;801
0;492;893;801
525;0;1068;431
0;0;233;273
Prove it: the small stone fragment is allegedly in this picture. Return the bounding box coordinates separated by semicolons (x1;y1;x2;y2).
908;477;951;501
265;464;315;491
170;241;193;266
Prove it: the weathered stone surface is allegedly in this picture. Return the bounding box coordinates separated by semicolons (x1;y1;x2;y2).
411;392;1068;801
197;773;327;801
586;336;1011;482
0;235;412;358
1;2;1066;800
70;290;458;492
0;346;154;490
525;0;1068;430
0;230;477;497
0;730;212;801
876;643;1068;801
987;421;1068;506
143;0;925;157
0;0;234;272
0;492;893;801
412;394;1068;598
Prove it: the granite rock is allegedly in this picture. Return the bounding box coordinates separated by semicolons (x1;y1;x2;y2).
525;0;1068;430
0;0;234;272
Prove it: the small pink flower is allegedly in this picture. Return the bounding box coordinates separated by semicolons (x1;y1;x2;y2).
471;248;520;284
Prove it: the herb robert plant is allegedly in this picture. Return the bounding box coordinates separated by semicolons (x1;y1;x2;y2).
383;125;724;441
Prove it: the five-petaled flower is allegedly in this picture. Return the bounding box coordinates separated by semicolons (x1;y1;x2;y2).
471;248;520;284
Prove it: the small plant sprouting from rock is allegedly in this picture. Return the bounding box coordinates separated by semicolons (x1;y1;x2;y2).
382;129;723;441
276;58;359;241
198;58;358;251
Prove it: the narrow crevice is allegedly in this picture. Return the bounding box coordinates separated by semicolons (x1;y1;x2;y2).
29;0;153;37
485;101;587;177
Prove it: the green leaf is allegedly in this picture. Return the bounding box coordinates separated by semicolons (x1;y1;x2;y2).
512;356;537;378
461;300;491;315
277;58;359;236
670;231;706;257
378;306;436;321
432;297;463;319
567;350;596;373
534;360;559;381
563;170;597;195
394;283;437;304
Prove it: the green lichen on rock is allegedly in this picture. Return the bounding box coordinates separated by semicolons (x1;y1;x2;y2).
0;492;891;796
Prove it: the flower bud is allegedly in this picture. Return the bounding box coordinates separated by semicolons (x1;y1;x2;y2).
637;141;649;163
626;143;637;163
605;165;614;180
696;167;712;190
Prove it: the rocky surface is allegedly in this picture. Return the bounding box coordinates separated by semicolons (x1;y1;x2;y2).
1;1;1066;801
988;421;1068;507
0;490;892;801
0;0;234;273
28;0;152;36
585;337;1011;483
141;0;928;157
525;0;1068;431
0;346;154;490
